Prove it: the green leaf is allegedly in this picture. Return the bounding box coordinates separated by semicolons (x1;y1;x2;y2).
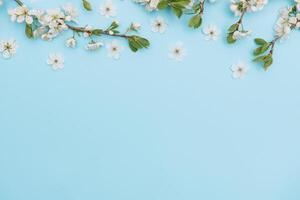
253;54;274;70
188;14;202;29
157;0;190;17
92;29;103;36
171;7;183;18
157;0;169;9
253;43;270;56
25;24;33;39
253;55;265;62
107;21;119;30
254;38;267;45
82;0;92;11
228;23;239;33
263;56;273;70
253;47;262;56
227;34;236;44
128;36;150;52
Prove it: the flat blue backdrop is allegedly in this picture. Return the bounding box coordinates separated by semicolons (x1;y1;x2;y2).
1;0;300;199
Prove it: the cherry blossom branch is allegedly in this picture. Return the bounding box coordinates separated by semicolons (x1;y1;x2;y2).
253;3;300;70
227;10;247;43
227;0;267;44
66;24;129;39
11;0;150;52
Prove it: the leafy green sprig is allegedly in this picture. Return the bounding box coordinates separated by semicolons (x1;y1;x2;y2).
188;0;205;29
252;37;279;70
157;0;207;29
67;21;149;52
227;9;246;44
82;0;92;11
253;5;299;70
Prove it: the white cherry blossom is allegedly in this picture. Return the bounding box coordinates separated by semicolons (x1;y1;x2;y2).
0;39;18;59
8;6;33;24
106;40;123;59
151;16;167;33
202;24;221;41
85;41;104;51
169;42;186;62
65;37;77;48
99;1;117;18
231;61;248;79
47;53;64;70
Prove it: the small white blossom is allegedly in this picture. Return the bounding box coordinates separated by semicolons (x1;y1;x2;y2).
202;24;221;41
0;39;18;59
134;0;160;11
106;40;123;59
29;9;44;20
131;22;141;31
231;61;248;79
83;26;93;38
151;16;167;33
230;0;268;16
65;37;77;48
232;30;252;40
8;6;33;24
47;53;64;70
169;41;186;62
100;1;117;18
85;41;104;51
62;3;79;22
148;0;160;10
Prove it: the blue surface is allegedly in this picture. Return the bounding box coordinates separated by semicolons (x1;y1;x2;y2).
1;0;300;200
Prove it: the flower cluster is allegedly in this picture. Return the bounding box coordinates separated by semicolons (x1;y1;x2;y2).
133;0;161;11
274;5;300;39
8;4;78;40
7;0;150;53
253;1;300;70
227;0;268;43
134;0;218;29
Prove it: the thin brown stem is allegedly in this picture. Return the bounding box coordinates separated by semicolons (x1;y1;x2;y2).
269;36;280;55
237;10;246;27
66;24;132;39
199;0;206;16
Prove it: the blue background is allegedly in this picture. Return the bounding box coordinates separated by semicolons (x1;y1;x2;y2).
1;0;300;199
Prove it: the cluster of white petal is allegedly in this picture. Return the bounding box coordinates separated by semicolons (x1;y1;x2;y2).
274;3;300;39
228;0;267;41
134;0;218;12
8;3;78;41
232;29;252;40
133;0;160;11
230;0;268;16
